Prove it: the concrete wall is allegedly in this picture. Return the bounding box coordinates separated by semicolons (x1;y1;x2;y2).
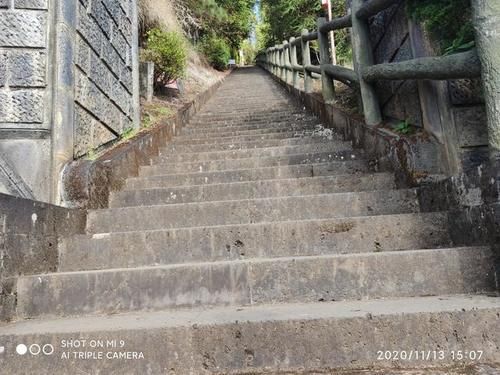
0;0;139;204
0;192;86;321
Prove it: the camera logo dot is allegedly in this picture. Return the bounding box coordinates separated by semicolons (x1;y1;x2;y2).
15;343;54;356
16;344;28;355
42;344;54;356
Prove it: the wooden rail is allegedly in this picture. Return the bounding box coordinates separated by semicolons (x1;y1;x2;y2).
257;0;483;127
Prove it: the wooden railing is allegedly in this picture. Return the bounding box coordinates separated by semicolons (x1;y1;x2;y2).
256;0;482;126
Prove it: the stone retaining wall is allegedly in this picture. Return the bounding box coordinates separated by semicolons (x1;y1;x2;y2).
0;0;139;204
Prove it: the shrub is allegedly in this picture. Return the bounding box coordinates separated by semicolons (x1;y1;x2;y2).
407;0;475;55
141;28;187;88
199;36;231;70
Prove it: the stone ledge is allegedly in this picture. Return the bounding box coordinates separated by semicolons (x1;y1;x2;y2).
0;192;86;321
62;76;226;209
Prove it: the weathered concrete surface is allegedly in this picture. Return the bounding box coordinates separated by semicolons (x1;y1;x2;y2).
87;189;420;233
60;212;451;271
1;296;500;373
126;161;370;189
141;150;364;175
156;141;354;163
17;247;495;318
110;173;395;207
0;193;86;321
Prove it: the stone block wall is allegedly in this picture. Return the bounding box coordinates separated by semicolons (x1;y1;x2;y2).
0;0;52;201
0;0;139;204
74;0;136;158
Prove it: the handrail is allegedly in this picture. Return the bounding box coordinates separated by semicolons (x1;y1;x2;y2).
257;0;483;127
355;0;401;20
319;15;352;33
362;50;481;82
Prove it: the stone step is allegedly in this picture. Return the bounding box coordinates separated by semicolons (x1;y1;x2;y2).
191;110;304;122
87;189;419;233
140;150;362;175
180;122;317;137
156;141;351;164
2;296;500;374
126;161;370;189
184;116;318;131
16;247;496;319
171;130;316;145
165;134;339;152
110;173;395;207
60;212;452;271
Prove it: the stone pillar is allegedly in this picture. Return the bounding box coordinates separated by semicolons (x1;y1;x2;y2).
472;1;500;161
131;0;141;129
290;37;299;88
283;40;290;84
301;29;313;93
279;45;284;81
139;62;154;102
317;17;335;102
351;0;382;125
471;0;500;283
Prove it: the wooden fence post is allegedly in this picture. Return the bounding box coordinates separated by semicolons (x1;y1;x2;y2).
290;37;298;88
301;29;313;93
317;17;335;102
351;0;382;125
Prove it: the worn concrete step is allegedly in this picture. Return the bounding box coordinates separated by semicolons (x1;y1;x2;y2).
126;162;370;189
140;150;362;176
180;122;317;137
88;189;419;233
17;247;496;319
156;142;351;164
185;115;318;131
191;110;304;122
2;296;500;374
165;134;339;153
175;129;319;145
110;173;395;207
60;212;452;271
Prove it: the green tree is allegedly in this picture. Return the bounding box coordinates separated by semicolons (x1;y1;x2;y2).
257;0;351;65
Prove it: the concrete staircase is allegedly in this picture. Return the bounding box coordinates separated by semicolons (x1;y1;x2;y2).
1;67;499;374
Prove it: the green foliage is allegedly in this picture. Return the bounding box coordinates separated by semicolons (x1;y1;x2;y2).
240;39;257;64
182;0;255;52
141;28;187;87
257;0;351;65
121;126;137;141
394;120;414;135
199;35;231;70
407;0;475;55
